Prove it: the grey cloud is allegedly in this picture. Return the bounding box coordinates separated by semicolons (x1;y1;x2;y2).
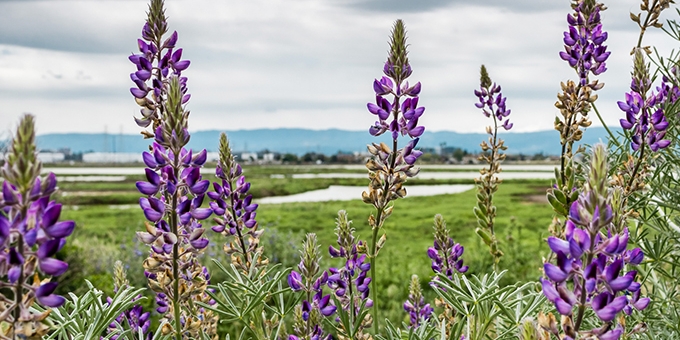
0;1;142;53
342;0;564;13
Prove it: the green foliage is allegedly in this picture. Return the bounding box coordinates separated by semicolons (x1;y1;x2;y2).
37;281;153;340
432;271;545;340
200;262;296;340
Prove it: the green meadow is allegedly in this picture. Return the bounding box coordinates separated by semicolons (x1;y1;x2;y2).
54;165;555;323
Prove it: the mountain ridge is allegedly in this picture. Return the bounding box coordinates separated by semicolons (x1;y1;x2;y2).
33;127;622;156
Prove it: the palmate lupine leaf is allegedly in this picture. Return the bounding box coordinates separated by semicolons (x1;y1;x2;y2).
375;318;439;340
493;282;546;339
35;281;150;340
325;295;372;340
198;261;293;340
431;270;547;340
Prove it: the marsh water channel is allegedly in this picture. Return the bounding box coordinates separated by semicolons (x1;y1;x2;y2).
43;165;553;204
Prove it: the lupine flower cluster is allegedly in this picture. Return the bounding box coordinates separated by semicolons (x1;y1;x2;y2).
363;20;424;330
559;0;610;88
472;66;511;267
129;0;190;136
104;261;151;340
209;133;266;273
130;1;217;338
287;233;335;340
427;214;468;279
403;275;433;328
550;0;610;239
0;114;74;339
540;144;648;340
474;65;512;131
618;48;671;152
657;66;680;105
326;210;373;340
554;0;611;167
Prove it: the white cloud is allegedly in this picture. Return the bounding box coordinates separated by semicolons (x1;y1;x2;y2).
0;0;677;136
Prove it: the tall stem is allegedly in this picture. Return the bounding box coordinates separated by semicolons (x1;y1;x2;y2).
229;177;251;270
591;103;620;147
369;135;399;334
12;194;30;338
560;114;575;186
170;156;182;340
636;0;657;49
488;111;499;271
12;234;24;339
574;232;596;331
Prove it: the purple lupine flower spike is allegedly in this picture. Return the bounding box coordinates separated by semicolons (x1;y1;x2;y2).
540;145;648;340
474;69;512;131
363;21;425;332
0;114;75;338
473;65;512;267
130;0;191;136
428;214;467;281
209;133;266;273
131;1;217;338
618;49;671;152
404;275;433;328
103;261;152;340
288;234;334;340
560;0;610;89
326;211;373;339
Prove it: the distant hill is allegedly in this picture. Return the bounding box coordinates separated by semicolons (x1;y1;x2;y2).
34;127;621;156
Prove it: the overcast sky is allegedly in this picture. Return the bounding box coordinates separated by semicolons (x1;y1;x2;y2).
0;0;677;136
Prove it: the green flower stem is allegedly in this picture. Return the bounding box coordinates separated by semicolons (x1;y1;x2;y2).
636;0;658;49
170;156;182;340
230;175;251;269
591;103;621;148
369;137;398;334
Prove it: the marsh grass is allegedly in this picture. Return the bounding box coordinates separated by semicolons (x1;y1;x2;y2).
58;178;553;327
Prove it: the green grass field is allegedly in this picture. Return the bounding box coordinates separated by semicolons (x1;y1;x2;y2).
55;167;555;324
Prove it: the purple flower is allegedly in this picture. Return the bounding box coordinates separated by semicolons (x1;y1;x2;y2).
474;66;512;131
0;115;74;335
366;19;424;161
618;49;671;152
559;1;610;88
540;145;647;337
129;2;191;131
324;211;373;338
209;133;263;272
288;234;334;340
131;2;216;337
428;214;467;282
404;275;433;328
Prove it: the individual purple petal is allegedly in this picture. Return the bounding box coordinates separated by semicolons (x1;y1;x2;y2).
191;208;212;220
544;263;569;282
190;238;209;249
39;258;69;276
598;328;623;340
633;297;650;310
36;282;65;307
288;271;303;291
44;221;75;238
136;181;159;195
541;278;560;302
547;237;570;255
609;271;635;292
130;88;148;99
8;266;21;283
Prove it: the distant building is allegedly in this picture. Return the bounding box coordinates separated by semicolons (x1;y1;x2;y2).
240;152;258;162
206;152;220;163
82;152;140;163
38;152;65;163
